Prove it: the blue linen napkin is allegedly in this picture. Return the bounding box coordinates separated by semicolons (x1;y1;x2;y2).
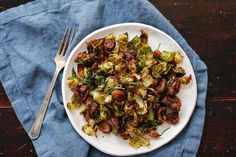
0;0;208;156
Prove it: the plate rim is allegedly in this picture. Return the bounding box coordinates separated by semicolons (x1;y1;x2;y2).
62;22;197;156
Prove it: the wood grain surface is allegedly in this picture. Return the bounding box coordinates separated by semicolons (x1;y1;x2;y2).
0;0;236;157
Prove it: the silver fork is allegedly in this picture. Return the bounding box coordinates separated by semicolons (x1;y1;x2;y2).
29;27;76;140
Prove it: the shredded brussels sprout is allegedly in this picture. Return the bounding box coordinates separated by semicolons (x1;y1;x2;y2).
129;133;150;149
67;30;192;148
82;124;95;136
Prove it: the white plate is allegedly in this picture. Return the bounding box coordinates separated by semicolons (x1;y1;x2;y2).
62;23;197;156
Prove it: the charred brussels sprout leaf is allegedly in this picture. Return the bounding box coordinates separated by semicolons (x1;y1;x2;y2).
179;75;192;85
160;51;175;62
117;32;128;50
82;124;95;136
152;62;173;79
129;133;150;149
174;51;184;63
136;45;153;61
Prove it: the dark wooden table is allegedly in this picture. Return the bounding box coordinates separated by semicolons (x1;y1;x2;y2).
0;0;236;156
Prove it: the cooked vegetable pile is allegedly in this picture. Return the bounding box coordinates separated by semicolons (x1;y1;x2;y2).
67;30;192;148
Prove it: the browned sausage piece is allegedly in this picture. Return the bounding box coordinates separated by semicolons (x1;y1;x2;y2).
161;96;181;111
104;39;116;51
157;107;166;124
174;79;180;93
166;112;179;124
168;96;181;111
155;78;166;94
99;120;112;134
91;61;99;70
123;51;134;60
77;64;84;79
81;108;90;122
85;95;93;106
89;101;99;118
149;130;160;138
71;85;89;102
167;79;180;96
149;79;158;88
147;87;157;96
111;116;120;131
74;51;90;62
111;90;127;101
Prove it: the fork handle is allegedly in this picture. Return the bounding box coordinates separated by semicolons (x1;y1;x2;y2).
29;66;62;140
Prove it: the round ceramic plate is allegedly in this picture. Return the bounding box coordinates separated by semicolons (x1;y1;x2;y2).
62;23;197;156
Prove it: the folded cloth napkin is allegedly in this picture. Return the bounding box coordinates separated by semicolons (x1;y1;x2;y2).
0;0;208;156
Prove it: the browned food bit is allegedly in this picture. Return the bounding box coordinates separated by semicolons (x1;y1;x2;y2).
140;114;149;122
147;102;153;110
74;51;90;62
128;49;137;55
81;108;90;122
157;107;166;124
111;89;127;101
150;79;159;88
75;51;98;66
89;101;99;118
149;130;160;138
91;61;99;70
104;39;116;51
71;85;89;102
167;79;180;96
77;64;84;79
126;118;138;133
113;102;125;111
99;120;112;134
89;38;104;49
151;59;158;68
166;112;179;124
168;96;181;111
115;61;126;71
123;51;134;60
153;50;162;59
111;116;120;131
120;133;130;140
124;103;136;115
161;96;181;111
87;42;93;54
147;87;157;96
85;95;93;106
181;74;192;85
127;59;137;72
155;78;166;94
84;53;99;66
140;30;148;44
